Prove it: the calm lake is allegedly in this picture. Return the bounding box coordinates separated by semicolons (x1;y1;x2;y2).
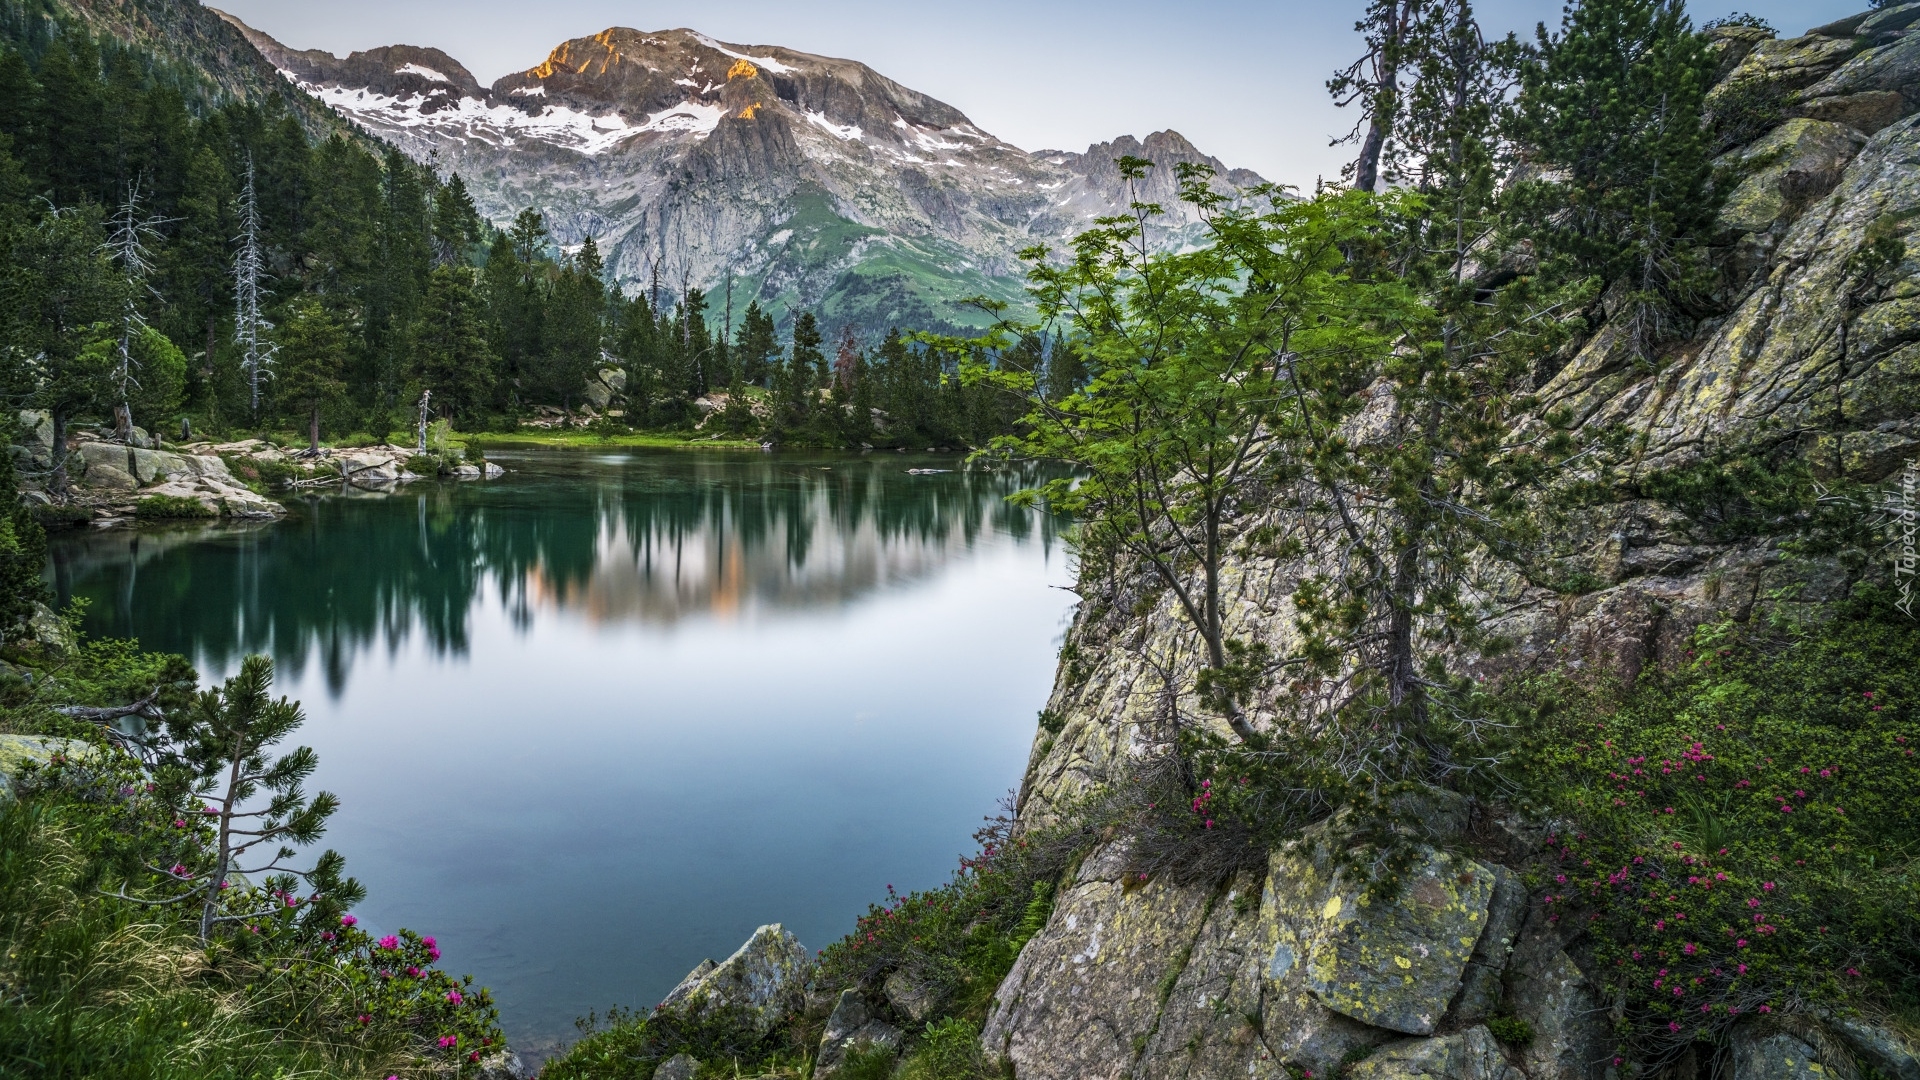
48;448;1077;1059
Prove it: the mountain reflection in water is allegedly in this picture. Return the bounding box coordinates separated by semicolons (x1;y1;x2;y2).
51;450;1067;689
45;449;1077;1058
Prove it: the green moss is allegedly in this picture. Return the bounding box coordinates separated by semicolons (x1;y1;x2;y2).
1486;1015;1534;1047
133;494;215;520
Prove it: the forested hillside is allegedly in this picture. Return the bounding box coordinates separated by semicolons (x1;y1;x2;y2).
0;8;1060;459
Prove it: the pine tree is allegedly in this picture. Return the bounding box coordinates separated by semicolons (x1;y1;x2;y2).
163;145;233;424
5;206;121;490
734;301;778;387
544;237;606;410
103;179;165;439
277;298;349;452
1329;0;1424;191
430;173;482;267
1510;0;1717;346
413;266;496;421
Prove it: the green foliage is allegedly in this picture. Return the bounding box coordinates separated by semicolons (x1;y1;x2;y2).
541;1004;794;1080
1510;595;1920;1062
1706;76;1787;154
817;817;1087;1028
220;453;302;492
1631;450;1864;547
1486;1015;1535;1046
1510;0;1719;334
0;412;48;631
133;494;214;519
0;635;504;1077
899;1018;993;1080
276;297;350;449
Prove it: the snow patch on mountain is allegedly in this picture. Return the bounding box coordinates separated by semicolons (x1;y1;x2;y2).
689;32;794;74
395;62;449;82
805;110;862;141
290;76;677;154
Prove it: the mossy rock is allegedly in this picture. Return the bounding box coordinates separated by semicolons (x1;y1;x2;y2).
1263;843;1496;1036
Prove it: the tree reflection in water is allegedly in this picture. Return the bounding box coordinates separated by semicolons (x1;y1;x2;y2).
49;451;1067;697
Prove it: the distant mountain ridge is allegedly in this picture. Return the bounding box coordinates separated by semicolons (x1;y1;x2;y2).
216;12;1267;334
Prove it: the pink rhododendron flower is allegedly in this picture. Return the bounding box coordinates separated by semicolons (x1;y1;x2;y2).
446;990;463;1005
340;915;357;927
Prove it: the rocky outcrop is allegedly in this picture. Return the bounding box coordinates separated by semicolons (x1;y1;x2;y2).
656;924;812;1033
815;990;904;1079
0;734;101;806
980;11;1920;1080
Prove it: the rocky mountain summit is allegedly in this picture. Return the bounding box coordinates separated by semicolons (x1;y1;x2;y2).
215;13;1264;334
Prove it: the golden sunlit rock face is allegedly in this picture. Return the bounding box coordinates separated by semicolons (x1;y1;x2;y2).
727;58;758;80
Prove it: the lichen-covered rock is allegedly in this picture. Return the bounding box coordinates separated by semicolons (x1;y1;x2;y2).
1733;1030;1824;1080
1714;35;1863;97
815;990;904;1079
983;843;1283;1080
1859;3;1920;42
1794;91;1909;133
653;1053;699;1080
660;924;811;1033
1347;1026;1520;1080
1447;866;1526;1026
1807;31;1920;101
1833;1017;1920;1080
1718;120;1866;235
660;958;716;1009
1263;841;1495;1036
0;735;101;805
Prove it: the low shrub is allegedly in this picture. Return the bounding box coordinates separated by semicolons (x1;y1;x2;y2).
134;494;215;519
816;813;1088;1028
30;502;93;527
221;454;303;492
1487;1015;1535;1047
1512;590;1920;1065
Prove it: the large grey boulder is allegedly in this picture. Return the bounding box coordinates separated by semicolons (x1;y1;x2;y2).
984;842;1287;1080
1733;1031;1824;1080
814;990;904;1079
1447;866;1527;1025
1266;842;1497;1035
657;924;812;1033
1348;1026;1523;1080
75;442;136;491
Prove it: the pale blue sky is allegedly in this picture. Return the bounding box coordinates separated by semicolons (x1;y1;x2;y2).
214;0;1862;187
